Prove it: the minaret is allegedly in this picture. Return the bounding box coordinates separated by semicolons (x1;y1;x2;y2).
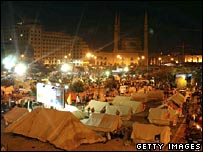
144;10;148;66
114;12;120;54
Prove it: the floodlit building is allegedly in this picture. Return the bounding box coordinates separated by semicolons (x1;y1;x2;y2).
1;20;89;65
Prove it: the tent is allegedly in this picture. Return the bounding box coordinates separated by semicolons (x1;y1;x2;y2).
83;113;122;140
167;92;185;107
3;106;29;125
85;100;110;113
112;96;144;114
131;122;171;145
166;92;185;117
58;104;87;120
148;105;178;126
131;90;164;103
105;105;132;120
4;108;105;151
84;113;122;133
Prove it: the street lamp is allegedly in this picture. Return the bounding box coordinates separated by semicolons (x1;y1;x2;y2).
105;71;110;77
20;54;25;61
61;63;72;72
14;63;27;76
158;57;162;65
123;66;129;72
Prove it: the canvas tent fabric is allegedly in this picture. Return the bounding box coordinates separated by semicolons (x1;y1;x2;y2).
105;105;132;120
84;113;122;133
85;100;110;113
131;90;164;103
131;122;171;145
112;96;144;114
4;108;105;151
167;92;185;107
3;106;29;124
72;110;87;120
148;106;178;125
130;93;147;102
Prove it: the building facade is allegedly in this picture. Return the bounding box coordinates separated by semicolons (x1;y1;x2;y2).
1;21;89;65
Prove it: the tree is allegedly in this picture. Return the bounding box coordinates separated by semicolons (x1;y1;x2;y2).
69;78;85;106
104;76;117;91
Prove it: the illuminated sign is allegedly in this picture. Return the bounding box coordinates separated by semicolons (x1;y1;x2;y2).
37;83;64;109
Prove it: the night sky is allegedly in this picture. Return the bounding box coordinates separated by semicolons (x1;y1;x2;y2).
1;1;202;53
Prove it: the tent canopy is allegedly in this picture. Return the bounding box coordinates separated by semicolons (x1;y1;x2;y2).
112;96;144;114
83;113;122;133
85;100;110;113
148;106;178;125
4;108;105;151
131;90;164;103
167;92;185;107
105;105;132;120
131;122;171;145
3;106;29;124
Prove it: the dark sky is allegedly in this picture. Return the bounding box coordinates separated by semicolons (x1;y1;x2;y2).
1;1;202;53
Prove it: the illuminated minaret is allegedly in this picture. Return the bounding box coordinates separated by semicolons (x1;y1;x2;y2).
114;12;120;54
144;10;148;66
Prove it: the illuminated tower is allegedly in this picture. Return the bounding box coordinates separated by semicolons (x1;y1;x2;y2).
144;10;148;66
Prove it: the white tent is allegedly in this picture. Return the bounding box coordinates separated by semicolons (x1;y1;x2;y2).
83;113;122;140
84;113;122;133
131;122;171;145
131;90;164;103
105;105;132;120
3;106;29;125
148;105;178;126
112;96;144;114
84;100;110;113
167;92;185;107
4;108;105;151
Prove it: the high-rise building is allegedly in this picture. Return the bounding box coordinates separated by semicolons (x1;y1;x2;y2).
1;20;89;65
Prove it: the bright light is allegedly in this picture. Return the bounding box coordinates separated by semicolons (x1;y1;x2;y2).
86;52;92;58
158;57;162;60
56;83;60;87
123;67;129;72
61;63;71;72
105;71;110;77
14;63;27;76
117;55;122;59
141;56;145;59
2;55;18;70
64;85;69;89
21;54;24;58
181;75;186;80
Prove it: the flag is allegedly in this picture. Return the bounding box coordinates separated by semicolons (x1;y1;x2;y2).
67;94;72;105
